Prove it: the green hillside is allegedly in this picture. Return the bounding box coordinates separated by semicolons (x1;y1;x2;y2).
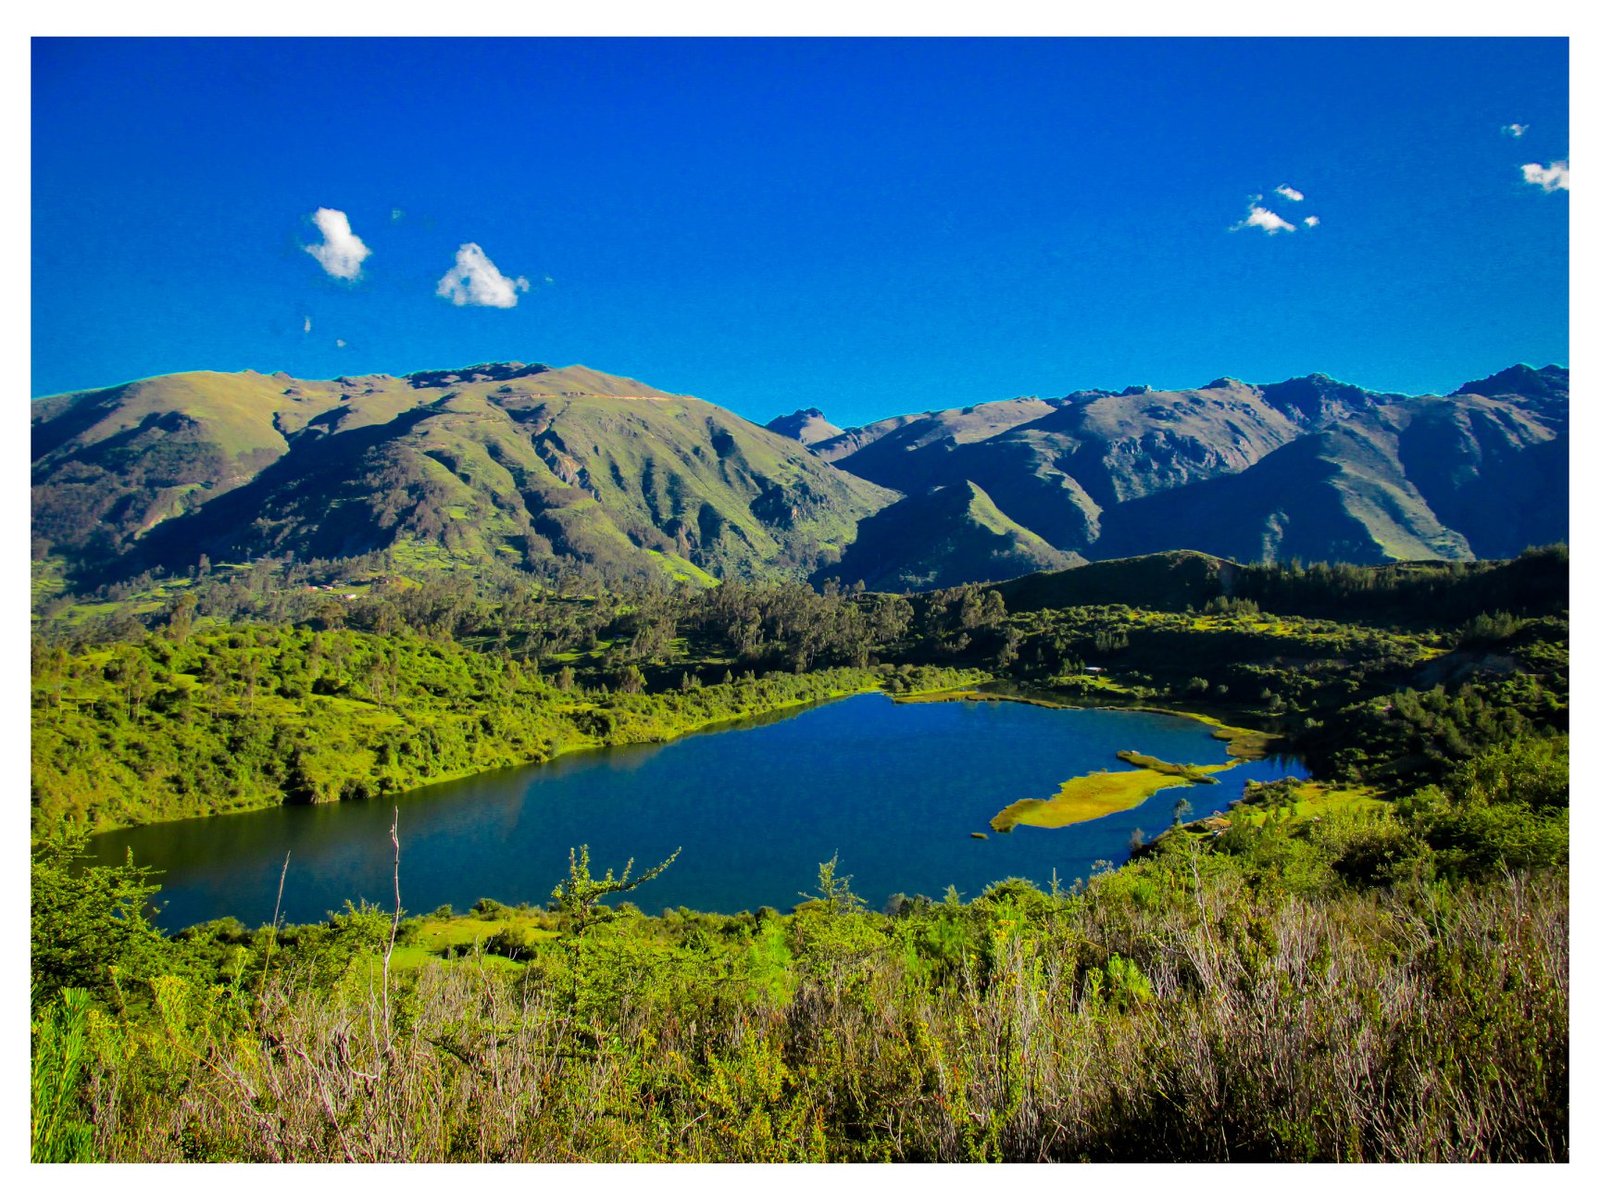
1094;390;1563;565
997;549;1236;613
818;480;1083;592
33;363;897;587
31;361;1568;599
826;367;1567;566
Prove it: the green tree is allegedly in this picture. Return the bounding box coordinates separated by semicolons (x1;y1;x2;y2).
802;853;864;915
550;843;680;1006
551;844;681;935
31;833;166;1008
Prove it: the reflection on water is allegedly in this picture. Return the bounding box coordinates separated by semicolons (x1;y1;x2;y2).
87;693;1308;930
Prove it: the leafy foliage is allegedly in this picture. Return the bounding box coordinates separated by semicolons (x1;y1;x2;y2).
31;833;165;1006
27;545;1568;1161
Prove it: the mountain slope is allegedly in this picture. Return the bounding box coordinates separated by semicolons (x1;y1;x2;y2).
765;408;844;446
996;549;1237;613
32;360;1568;594
1093;385;1565;565
824;366;1567;565
816;481;1083;592
809;395;1068;470
33;363;897;585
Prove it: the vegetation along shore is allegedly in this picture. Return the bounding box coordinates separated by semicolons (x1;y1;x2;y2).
30;546;1568;1161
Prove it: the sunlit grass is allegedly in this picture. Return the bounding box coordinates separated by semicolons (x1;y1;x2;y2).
1232;780;1387;828
990;758;1238;832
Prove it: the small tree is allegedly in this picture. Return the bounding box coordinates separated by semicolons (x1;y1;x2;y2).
550;844;679;1006
551;844;682;937
31;833;166;1009
801;853;864;914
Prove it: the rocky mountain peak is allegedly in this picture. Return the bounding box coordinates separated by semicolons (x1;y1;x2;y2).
1452;364;1568;401
405;362;553;389
766;408;846;447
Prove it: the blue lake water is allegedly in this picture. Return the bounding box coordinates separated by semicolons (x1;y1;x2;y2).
87;693;1307;931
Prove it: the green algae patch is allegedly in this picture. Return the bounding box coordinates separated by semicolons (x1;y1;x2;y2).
1114;750;1221;782
991;757;1238;833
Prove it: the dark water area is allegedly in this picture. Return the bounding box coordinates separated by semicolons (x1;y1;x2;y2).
87;693;1307;931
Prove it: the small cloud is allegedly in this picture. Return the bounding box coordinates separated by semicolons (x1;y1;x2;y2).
304;208;371;280
1303;215;1321;228
335;338;347;349
1503;123;1529;138
436;242;531;308
391;208;405;222
303;316;313;333
1274;184;1305;202
1521;160;1570;192
1230;197;1297;235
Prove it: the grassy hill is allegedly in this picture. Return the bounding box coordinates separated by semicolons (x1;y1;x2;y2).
32;361;1568;598
817;480;1083;592
33;363;897;588
996;544;1568;626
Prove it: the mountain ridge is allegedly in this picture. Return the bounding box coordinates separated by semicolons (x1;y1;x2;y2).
778;364;1567;571
32;362;897;588
32;360;1567;595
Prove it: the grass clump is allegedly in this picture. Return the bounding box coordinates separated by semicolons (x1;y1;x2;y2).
1114;750;1221;781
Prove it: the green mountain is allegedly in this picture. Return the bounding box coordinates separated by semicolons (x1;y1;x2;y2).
818;480;1083;592
1094;387;1565;564
32;362;896;586
34;360;1567;597
819;367;1567;567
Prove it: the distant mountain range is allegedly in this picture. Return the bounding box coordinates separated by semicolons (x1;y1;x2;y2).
32;360;1566;592
772;362;1568;578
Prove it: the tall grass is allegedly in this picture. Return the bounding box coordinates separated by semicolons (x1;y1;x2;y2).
66;861;1566;1162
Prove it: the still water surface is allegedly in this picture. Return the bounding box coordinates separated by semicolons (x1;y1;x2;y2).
88;693;1307;930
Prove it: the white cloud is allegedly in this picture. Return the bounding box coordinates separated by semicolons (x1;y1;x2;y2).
1303;215;1321;227
304;208;371;280
436;243;531;308
303;316;312;333
1274;184;1305;202
1521;160;1570;192
335;338;347;349
1503;123;1529;138
1230;198;1297;235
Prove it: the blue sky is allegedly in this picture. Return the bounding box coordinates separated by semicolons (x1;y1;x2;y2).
32;37;1568;427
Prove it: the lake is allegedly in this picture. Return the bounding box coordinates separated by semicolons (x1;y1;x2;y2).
87;692;1307;930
